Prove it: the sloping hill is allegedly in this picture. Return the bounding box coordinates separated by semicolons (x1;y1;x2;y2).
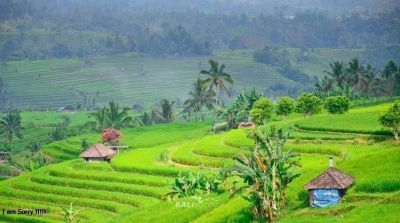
0;103;399;222
0;48;377;109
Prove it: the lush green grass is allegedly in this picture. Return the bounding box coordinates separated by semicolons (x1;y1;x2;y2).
295;103;393;135
42;122;210;161
0;102;399;222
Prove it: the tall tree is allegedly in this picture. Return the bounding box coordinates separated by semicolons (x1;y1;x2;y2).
91;100;132;131
359;64;380;97
382;60;399;96
200;59;234;106
153;99;175;123
313;76;334;98
346;58;364;92
183;78;214;121
379;102;400;141
0;110;23;155
91;106;109;132
107;100;132;129
324;61;346;90
228;129;299;222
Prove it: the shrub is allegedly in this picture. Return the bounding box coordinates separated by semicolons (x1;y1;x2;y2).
158;152;169;162
324;96;350;114
163;171;222;199
295;93;323;117
250;97;274;125
102;128;122;144
276;96;295;116
379;102;400;140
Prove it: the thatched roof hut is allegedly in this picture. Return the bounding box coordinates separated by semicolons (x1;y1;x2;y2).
305;167;354;190
238;121;256;129
304;158;354;208
79;144;115;162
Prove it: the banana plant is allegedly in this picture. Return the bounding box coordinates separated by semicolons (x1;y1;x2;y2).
228;128;300;222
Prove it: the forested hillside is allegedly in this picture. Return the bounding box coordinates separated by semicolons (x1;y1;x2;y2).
0;0;399;60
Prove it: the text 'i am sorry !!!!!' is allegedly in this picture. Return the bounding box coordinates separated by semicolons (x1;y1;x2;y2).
2;208;48;215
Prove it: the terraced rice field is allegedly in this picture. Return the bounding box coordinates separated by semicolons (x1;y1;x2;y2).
0;48;368;109
8;111;93;154
1;102;399;222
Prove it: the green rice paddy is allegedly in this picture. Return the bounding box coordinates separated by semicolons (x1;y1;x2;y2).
0;102;399;222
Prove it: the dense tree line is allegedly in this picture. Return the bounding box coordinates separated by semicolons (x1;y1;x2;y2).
314;59;400;99
0;0;399;60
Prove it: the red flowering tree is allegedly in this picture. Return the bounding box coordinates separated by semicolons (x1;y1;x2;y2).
102;128;122;145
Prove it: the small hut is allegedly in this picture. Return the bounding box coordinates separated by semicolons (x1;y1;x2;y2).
304;157;354;208
79;144;115;162
238;121;256;129
0;152;10;164
107;145;129;155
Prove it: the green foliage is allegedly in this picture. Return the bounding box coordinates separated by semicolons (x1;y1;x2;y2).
324;95;350;114
164;172;222;199
222;90;263;129
276;96;295;116
48;126;68;141
0;141;10;152
356;180;400;193
80;138;89;151
62;202;82;223
152;99;176;123
28;140;42;153
254;46;289;67
91;100;133;131
200;59;233;106
317;58;400;99
183;78;214;121
250;97;274;125
158;152;169;162
227;129;300;222
140;112;153;126
224;104;248;129
0;110;23;154
379;102;400;140
295;93;323;117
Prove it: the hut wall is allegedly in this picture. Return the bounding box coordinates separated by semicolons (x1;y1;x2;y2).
309;189;340;208
86;157;103;162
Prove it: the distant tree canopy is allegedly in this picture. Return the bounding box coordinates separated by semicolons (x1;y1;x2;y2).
0;1;399;60
315;59;400;99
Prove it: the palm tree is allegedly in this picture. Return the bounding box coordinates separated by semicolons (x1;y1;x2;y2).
91;106;108;132
91;100;133;131
324;61;346;90
346;58;364;92
0;110;23;155
183;78;214;121
153;99;175;123
107;100;132;129
200;59;234;106
382;60;399;96
314;76;334;98
359;65;380;97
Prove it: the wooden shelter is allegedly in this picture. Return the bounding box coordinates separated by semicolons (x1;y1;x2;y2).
79;144;115;162
304;157;354;208
238;121;256;129
0;152;10;161
107;145;129;155
0;152;10;164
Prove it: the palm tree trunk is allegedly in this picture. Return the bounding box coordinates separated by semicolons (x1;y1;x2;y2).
8;134;12;157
